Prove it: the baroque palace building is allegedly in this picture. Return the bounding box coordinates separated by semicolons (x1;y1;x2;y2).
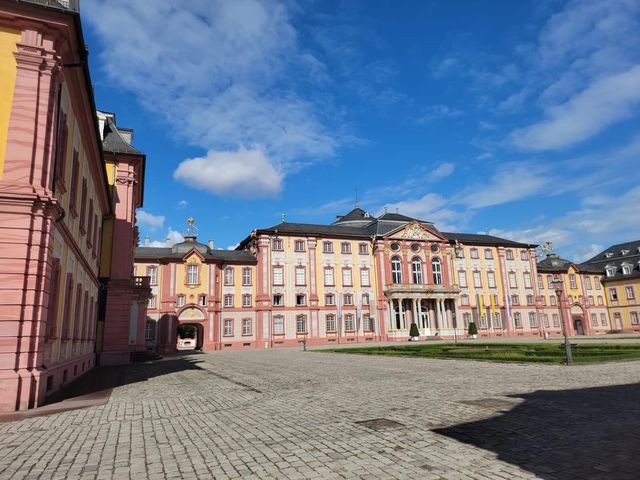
0;0;148;412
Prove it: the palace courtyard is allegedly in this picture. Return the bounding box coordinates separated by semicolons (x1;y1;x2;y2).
0;346;639;480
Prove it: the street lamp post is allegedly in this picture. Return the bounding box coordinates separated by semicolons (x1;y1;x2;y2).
551;278;573;365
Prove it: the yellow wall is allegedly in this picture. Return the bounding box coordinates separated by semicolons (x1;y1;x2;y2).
604;278;640;330
0;27;20;179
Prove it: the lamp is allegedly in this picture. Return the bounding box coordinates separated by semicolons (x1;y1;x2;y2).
551;278;573;365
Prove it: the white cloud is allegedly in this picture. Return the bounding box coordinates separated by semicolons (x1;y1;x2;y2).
177;200;188;209
173;147;282;197
84;0;341;197
136;210;165;231
416;105;463;123
574;244;604;263
148;228;185;247
511;65;640;150
382;193;465;231
431;162;455;180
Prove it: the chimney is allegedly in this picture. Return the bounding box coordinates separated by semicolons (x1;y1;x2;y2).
395;207;399;214
208;240;215;249
144;236;150;247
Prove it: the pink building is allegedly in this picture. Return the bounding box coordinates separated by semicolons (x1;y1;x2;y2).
0;1;148;412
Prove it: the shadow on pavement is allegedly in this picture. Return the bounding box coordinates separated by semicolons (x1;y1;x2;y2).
434;383;640;479
0;355;206;422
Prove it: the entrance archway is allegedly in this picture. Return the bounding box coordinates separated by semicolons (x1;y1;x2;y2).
176;323;204;351
573;317;585;335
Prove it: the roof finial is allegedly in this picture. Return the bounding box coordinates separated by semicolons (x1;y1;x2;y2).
183;217;198;241
281;212;286;223
355;188;360;209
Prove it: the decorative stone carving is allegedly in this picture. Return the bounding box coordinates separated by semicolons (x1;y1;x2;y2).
394;222;439;241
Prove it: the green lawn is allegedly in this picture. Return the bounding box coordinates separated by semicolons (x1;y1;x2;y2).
320;343;640;364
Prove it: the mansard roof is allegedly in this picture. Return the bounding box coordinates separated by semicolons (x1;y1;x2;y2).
102;117;143;155
581;240;640;280
134;246;256;264
240;209;536;248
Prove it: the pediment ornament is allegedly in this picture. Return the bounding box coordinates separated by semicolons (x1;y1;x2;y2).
394;222;440;241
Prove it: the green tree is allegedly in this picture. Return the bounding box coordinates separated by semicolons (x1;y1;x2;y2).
409;322;420;338
468;322;478;336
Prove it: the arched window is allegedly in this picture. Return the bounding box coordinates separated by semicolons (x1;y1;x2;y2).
391;256;402;284
432;258;442;285
411;257;423;284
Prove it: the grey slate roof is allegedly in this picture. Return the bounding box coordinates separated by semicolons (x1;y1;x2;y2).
102;117;142;155
134;246;256;264
581;240;640;280
442;232;534;248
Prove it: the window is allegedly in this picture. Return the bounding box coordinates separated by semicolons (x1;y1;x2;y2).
506;249;514;260
325;294;335;306
588;296;594;306
494;312;503;329
529;312;537;328
473;271;482;288
432;258;442;285
595;277;601;290
223;294;233;308
590;313;598;326
597;295;604;305
69;150;80;215
148;295;156;309
46;259;61;338
514;312;522;327
609;288;618;301
362;293;369;305
177;295;185;307
631;312;639;325
324;267;335;286
390;242;400;252
224;267;234;286
411;258;423;284
198;295;207;307
568;295;574;305
461;295;470;306
344;314;354;332
456;248;465;259
296;294;306;306
224;319;233;336
479;313;486;328
146;266;157;286
242;268;252;286
322;241;333;253
342;268;353;286
54;111;68;191
547;274;554;288
606;266;616;277
463;313;471;328
273;316;284;334
87;199;94;248
622;264;632;275
526;294;534;305
296;315;307;333
508;272;517;288
360;268;371;286
550;295;557;306
569;274;577;289
242;294;252;307
585;277;592;290
484;249;493;259
625;286;635;300
242;319;251;336
358;243;368;255
145;320;156;341
187;265;199;285
458;271;467;287
343;293;353;305
295;266;306;286
511;295;520;305
272;238;283;251
341;242;351;254
543;314;550;328
363;314;373;332
470;248;479;259
391;256;402;284
537;275;543;289
294;240;305;252
600;313;607;326
552;314;560;327
273;266;284;285
520;250;529;261
326;314;336;332
273;294;283;306
523;272;532;289
540;296;546;306
79;178;87;233
487;271;496;288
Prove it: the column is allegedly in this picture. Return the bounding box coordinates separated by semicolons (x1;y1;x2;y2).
412;299;418;329
453;300;460;333
387;300;393;330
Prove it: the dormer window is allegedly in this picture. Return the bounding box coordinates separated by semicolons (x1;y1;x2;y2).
621;249;630;255
622;264;632;275
605;265;616;277
605;252;613;258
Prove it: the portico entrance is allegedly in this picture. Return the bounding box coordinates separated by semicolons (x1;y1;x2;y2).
177;323;204;351
573;317;585;336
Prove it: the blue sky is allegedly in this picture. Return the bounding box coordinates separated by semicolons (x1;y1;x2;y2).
82;0;640;261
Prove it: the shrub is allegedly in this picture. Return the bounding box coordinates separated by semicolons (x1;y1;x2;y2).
468;322;478;336
409;322;420;338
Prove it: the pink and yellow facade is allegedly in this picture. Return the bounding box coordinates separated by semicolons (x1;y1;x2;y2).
0;1;147;412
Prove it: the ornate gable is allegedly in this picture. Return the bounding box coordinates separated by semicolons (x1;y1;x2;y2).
387;221;445;242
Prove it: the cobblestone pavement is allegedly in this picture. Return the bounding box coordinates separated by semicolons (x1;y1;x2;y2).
1;349;639;480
